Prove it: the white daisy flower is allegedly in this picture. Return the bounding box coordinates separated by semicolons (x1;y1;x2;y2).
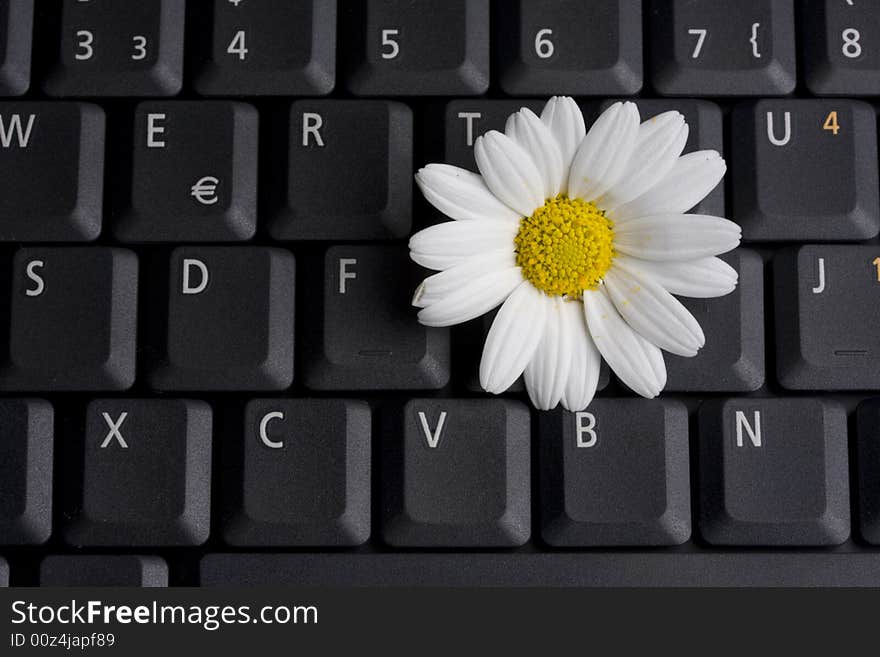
410;97;741;412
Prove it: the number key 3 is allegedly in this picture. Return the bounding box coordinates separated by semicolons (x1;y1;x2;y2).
44;0;185;97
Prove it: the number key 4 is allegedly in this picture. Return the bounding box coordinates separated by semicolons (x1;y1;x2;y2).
44;0;185;97
192;0;337;96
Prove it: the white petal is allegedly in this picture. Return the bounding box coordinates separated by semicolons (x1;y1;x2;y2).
583;287;666;398
645;337;668;391
480;282;549;394
412;249;515;308
613;214;742;261
604;264;705;357
612;150;726;221
474;131;545;217
523;297;572;410
568;101;640;203
505;108;565;199
415;164;522;223
417;267;522;327
615;255;739;298
600;111;689;211
560;301;602;412
540;96;586;193
409;219;517;271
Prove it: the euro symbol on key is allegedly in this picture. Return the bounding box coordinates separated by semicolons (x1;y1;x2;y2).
191;175;220;205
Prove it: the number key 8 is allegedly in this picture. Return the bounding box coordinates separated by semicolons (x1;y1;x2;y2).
803;0;880;95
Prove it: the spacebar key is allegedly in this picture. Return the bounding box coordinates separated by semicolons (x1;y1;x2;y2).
201;553;880;587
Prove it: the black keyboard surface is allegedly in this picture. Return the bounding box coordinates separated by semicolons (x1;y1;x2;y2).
1;0;880;588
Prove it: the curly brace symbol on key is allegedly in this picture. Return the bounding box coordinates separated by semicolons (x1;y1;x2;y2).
750;22;762;58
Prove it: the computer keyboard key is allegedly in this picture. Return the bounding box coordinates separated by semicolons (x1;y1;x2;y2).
858;399;880;544
269;100;412;240
732;100;879;241
63;399;212;547
146;247;295;391
0;399;52;545
382;399;530;547
600;99;725;216
44;0;184;97
803;0;880;96
0;0;33;96
665;250;764;392
115;101;258;242
540;400;690;546
201;552;880;587
40;555;168;587
192;0;336;96
0;557;6;586
0;102;104;241
650;0;796;96
223;399;371;547
343;0;489;96
444;99;554;171
302;246;450;390
0;248;137;391
775;245;880;390
699;398;850;546
496;0;642;96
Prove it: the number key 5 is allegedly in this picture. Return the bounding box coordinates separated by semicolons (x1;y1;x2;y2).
343;0;490;96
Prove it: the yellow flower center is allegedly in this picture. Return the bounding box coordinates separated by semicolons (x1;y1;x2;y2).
514;195;615;299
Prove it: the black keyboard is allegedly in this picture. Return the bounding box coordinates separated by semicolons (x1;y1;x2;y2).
0;0;879;589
